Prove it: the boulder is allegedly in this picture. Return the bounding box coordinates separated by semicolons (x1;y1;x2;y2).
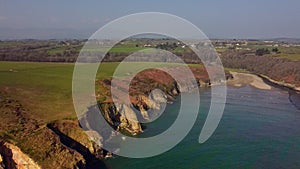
0;142;41;169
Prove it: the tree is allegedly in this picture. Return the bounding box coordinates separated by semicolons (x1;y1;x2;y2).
272;47;279;53
255;48;270;56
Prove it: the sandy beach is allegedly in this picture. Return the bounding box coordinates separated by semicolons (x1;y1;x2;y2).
227;71;272;90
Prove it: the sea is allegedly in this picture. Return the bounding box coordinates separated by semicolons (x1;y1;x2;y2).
105;85;300;169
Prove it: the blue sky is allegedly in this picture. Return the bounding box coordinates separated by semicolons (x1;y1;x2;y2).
0;0;300;39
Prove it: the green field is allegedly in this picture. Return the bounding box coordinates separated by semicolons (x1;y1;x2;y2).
239;44;300;61
0;62;76;121
224;67;250;73
0;61;195;123
47;46;70;55
267;46;300;61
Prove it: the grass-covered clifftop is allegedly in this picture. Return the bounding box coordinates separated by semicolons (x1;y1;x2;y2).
0;61;211;168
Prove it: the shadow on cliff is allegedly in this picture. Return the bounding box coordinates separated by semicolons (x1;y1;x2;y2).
0;141;17;169
79;104;123;153
261;76;300;111
46;124;109;169
289;91;300;110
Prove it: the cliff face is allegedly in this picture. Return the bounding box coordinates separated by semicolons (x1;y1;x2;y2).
0;65;225;168
0;94;87;169
0;142;41;169
98;90;169;135
0;154;4;169
115;103;143;134
95;66;214;135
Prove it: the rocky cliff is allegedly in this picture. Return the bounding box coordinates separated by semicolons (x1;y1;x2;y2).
0;65;227;168
0;94;87;169
94;66;216;135
97;90;169;135
0;142;41;169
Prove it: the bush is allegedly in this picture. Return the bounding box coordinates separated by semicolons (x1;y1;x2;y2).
255;48;270;56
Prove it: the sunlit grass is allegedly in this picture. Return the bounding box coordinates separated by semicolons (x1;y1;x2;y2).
0;61;199;122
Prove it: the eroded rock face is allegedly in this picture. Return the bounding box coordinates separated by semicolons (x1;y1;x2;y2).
0;95;86;169
0;154;5;169
109;103;142;135
97;93;168;136
0;142;41;169
119;104;142;133
76;66;223;162
138;104;149;120
139;95;161;110
92;66;220;137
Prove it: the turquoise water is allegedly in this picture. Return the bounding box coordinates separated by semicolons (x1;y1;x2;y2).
106;86;300;169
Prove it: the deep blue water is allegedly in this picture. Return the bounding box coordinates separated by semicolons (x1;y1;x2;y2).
106;86;300;169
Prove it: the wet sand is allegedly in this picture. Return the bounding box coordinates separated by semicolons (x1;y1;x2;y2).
227;71;272;90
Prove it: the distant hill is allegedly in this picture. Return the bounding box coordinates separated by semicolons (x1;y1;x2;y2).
0;28;92;40
263;38;300;43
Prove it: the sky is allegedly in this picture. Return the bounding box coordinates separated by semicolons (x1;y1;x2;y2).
0;0;300;39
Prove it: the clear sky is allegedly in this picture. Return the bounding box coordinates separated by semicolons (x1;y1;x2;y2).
0;0;300;39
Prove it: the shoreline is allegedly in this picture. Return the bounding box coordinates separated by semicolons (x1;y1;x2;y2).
257;74;300;93
227;71;300;93
227;71;300;110
227;71;272;90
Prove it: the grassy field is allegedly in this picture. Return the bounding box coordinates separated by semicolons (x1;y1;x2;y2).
0;62;76;122
0;61;196;123
224;67;250;73
239;44;300;61
267;46;300;61
47;46;70;55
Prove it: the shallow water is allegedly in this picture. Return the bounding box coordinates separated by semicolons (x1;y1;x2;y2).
106;86;300;169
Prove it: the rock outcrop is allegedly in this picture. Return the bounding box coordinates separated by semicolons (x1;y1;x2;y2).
0;154;4;169
0;142;41;169
0;94;87;169
95;66;215;136
115;103;142;134
76;65;227;162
